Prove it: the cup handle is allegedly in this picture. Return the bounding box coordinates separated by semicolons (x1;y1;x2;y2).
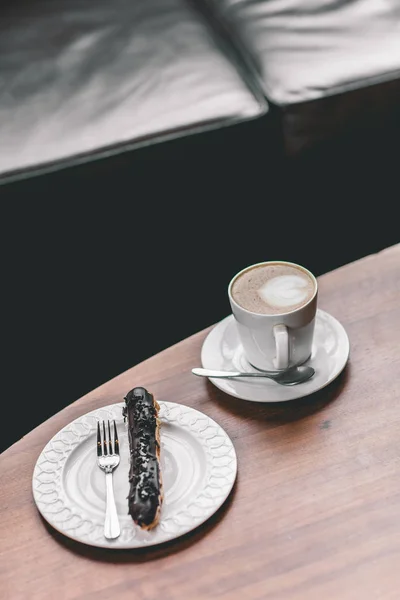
273;324;289;369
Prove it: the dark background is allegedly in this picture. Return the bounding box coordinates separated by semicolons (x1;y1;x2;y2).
2;115;398;453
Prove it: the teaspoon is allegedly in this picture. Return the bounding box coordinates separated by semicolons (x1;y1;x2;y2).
192;365;315;386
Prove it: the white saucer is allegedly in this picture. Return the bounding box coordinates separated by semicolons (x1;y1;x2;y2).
201;309;350;402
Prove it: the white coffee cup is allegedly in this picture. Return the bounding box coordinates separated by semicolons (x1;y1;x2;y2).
228;260;318;371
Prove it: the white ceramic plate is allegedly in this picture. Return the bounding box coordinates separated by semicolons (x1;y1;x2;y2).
32;401;237;549
201;309;350;402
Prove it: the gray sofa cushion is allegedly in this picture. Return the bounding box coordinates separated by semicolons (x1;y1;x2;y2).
0;0;267;183
206;0;400;154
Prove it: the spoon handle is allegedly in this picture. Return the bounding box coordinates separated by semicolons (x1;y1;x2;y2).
192;368;277;379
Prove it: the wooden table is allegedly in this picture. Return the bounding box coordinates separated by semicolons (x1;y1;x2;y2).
2;244;400;600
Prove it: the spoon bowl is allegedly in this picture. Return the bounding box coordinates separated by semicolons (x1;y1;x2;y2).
192;365;315;386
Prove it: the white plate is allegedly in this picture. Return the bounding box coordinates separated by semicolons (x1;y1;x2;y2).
201;309;350;402
32;401;237;549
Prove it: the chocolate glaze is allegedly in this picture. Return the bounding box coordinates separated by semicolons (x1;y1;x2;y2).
123;386;161;527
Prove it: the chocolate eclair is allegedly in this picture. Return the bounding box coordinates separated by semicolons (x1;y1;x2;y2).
122;386;163;529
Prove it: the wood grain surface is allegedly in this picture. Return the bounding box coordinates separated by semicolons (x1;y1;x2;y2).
1;244;399;600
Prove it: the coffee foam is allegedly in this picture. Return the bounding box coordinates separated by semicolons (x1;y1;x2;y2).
231;263;315;315
258;275;309;309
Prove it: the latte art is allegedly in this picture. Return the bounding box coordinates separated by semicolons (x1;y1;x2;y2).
231;262;315;315
258;275;310;308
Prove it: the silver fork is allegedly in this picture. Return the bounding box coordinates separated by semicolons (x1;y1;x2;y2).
97;419;121;540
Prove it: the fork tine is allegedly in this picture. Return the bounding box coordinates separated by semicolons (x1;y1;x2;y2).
102;420;108;455
113;420;119;455
97;421;102;456
108;420;113;454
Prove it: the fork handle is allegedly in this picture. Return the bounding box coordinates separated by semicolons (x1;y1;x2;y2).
104;472;120;539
